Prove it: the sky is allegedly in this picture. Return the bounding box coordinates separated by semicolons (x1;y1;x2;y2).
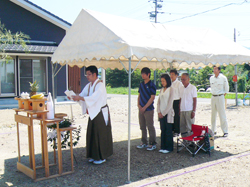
31;0;250;48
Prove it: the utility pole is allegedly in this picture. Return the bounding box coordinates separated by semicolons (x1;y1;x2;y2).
148;0;164;85
234;28;238;106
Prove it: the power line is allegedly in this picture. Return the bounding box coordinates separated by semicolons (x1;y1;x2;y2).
163;0;248;23
167;0;217;5
119;2;149;16
162;0;246;21
238;38;250;40
139;15;152;21
239;26;250;32
166;0;244;5
163;11;250;16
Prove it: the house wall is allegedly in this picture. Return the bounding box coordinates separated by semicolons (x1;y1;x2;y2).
0;0;66;44
57;65;67;96
80;67;89;90
0;0;69;98
47;58;67;97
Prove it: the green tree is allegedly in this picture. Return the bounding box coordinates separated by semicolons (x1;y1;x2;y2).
0;20;30;61
106;68;167;88
243;64;250;92
153;69;168;89
195;67;213;90
246;79;250;93
222;65;249;92
131;69;143;88
106;68;143;88
186;68;198;86
106;68;128;87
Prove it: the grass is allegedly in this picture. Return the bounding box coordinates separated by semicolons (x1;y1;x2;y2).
106;86;160;95
197;92;248;99
106;87;139;95
107;87;250;99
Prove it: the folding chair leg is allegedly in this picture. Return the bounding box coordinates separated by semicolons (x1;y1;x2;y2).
177;139;179;153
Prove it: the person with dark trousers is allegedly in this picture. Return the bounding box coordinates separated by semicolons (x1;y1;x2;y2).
137;67;157;151
170;69;183;135
72;66;113;165
157;74;175;153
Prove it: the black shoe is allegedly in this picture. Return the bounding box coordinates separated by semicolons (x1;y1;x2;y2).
223;133;228;137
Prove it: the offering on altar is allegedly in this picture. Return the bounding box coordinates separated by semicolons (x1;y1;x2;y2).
47;92;54;119
31;93;44;99
21;92;30;99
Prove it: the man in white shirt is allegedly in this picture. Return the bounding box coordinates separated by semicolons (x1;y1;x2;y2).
72;66;113;165
179;73;197;137
210;66;229;137
170;69;183;135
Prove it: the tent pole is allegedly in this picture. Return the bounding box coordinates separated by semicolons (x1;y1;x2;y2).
127;57;132;184
170;61;173;69
51;62;55;113
234;28;238;106
235;65;238;106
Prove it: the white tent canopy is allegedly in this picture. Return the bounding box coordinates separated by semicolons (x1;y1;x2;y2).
52;9;250;183
52;9;250;70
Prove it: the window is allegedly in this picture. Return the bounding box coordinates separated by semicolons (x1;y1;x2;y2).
0;59;16;96
33;60;46;92
19;59;47;93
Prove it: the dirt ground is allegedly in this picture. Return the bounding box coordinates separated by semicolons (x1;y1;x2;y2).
0;95;250;187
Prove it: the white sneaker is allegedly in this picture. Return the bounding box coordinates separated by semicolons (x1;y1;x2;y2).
137;144;148;149
93;159;106;165
161;150;170;154
159;149;164;153
88;158;95;163
147;145;156;151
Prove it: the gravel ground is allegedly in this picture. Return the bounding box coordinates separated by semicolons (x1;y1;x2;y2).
0;95;250;187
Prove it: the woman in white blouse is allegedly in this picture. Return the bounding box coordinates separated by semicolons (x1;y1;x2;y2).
157;74;175;154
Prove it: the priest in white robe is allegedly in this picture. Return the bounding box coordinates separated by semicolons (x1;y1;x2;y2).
72;66;113;165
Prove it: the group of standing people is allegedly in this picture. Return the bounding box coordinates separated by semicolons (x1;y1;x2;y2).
137;66;229;154
136;68;197;153
71;65;229;164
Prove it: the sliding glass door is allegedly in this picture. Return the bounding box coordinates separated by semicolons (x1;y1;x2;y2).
19;59;47;93
33;59;46;92
0;59;16;96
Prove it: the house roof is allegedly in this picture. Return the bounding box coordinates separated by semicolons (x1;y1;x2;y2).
1;44;57;54
9;0;71;31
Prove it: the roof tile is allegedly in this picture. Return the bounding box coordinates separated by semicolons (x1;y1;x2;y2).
0;44;57;54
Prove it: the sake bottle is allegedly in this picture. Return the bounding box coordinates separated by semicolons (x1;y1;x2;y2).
47;92;54;119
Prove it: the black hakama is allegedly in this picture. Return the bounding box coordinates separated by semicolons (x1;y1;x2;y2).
86;109;113;160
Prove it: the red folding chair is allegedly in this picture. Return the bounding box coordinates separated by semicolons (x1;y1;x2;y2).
177;124;210;157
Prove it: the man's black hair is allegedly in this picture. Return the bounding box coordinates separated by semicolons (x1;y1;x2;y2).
141;67;151;78
170;69;178;75
161;74;172;88
86;65;98;76
213;65;221;71
182;73;190;78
